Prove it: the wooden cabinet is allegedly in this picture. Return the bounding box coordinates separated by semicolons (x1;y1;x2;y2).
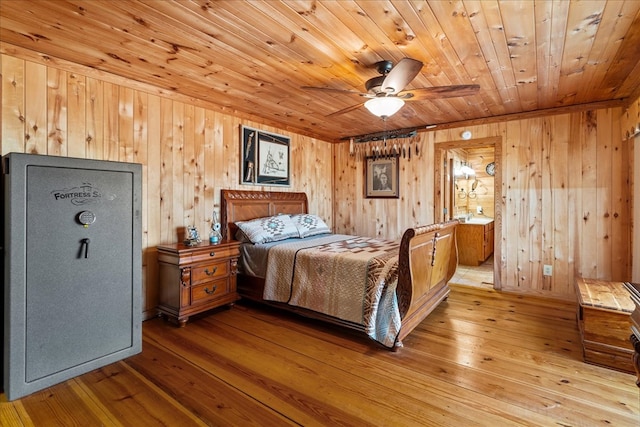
157;240;241;326
483;224;494;261
456;220;494;266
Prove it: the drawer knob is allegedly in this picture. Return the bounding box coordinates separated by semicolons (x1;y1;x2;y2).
209;252;216;257
204;267;218;276
204;285;217;295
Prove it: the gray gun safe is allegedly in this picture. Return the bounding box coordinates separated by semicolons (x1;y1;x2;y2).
2;153;142;401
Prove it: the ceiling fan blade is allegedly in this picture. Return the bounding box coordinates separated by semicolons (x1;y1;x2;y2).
325;102;365;117
380;58;423;94
400;84;480;100
301;86;368;96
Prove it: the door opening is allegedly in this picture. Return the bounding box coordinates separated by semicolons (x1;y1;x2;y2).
434;136;502;290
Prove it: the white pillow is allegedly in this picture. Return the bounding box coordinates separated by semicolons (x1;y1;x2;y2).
235;214;299;244
291;213;331;238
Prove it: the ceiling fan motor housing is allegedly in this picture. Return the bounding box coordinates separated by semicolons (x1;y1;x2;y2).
365;76;386;94
375;60;394;75
365;61;395;94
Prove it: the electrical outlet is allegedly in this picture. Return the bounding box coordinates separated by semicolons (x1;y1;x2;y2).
477;206;483;214
543;265;553;276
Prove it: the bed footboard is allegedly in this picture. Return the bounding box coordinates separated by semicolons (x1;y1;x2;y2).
396;220;459;341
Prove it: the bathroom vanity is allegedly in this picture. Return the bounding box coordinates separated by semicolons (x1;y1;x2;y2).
456;218;494;266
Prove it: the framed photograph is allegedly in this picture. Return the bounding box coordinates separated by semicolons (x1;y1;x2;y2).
241;125;290;186
365;155;400;198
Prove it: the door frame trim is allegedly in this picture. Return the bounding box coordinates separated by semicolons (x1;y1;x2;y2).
435;136;502;290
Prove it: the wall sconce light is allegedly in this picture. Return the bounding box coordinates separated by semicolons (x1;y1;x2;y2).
364;97;405;118
454;161;476;179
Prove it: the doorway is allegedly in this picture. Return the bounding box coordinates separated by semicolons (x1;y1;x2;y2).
434;136;502;290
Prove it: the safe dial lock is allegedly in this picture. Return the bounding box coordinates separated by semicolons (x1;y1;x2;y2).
77;210;96;227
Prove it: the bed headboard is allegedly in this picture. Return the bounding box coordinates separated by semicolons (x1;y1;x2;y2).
220;189;308;240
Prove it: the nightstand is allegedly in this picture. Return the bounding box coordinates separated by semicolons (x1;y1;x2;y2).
157;240;241;326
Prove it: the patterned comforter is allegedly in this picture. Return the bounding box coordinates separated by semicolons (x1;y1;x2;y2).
263;234;401;348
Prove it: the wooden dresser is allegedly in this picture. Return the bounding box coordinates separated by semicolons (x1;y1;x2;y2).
623;282;640;386
157;240;241;326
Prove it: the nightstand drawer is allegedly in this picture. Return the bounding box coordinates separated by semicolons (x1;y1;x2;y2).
191;261;228;285
190;245;240;264
191;278;229;305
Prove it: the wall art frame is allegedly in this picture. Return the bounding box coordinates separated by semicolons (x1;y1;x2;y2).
365;155;400;198
240;125;291;186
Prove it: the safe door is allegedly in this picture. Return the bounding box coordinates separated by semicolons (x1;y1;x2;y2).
2;153;142;401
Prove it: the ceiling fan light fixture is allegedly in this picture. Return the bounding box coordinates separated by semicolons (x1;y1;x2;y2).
364;97;405;118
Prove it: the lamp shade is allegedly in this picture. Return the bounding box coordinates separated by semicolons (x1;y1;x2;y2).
364;97;405;118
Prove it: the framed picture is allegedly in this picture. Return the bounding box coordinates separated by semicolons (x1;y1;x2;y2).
365;155;400;198
241;125;290;186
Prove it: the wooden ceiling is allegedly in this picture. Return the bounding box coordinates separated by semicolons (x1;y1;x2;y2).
2;0;640;142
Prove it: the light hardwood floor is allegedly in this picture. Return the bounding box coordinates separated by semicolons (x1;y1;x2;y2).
1;284;638;426
450;256;494;289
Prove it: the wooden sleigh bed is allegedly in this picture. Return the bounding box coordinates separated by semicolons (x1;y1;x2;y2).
221;189;458;349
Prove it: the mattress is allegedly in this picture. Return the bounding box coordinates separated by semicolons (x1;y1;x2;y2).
238;233;333;278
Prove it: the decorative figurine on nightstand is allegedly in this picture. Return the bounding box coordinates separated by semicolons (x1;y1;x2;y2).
184;225;201;246
209;211;222;245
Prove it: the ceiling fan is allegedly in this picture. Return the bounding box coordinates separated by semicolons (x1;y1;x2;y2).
302;58;480;118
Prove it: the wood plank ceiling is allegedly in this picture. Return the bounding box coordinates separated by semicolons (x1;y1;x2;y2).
2;0;640;142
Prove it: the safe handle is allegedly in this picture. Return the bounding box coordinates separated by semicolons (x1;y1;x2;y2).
80;238;90;259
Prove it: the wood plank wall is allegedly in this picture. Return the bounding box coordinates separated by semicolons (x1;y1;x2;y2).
0;47;636;303
0;51;334;318
622;97;639;281
334;113;633;300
